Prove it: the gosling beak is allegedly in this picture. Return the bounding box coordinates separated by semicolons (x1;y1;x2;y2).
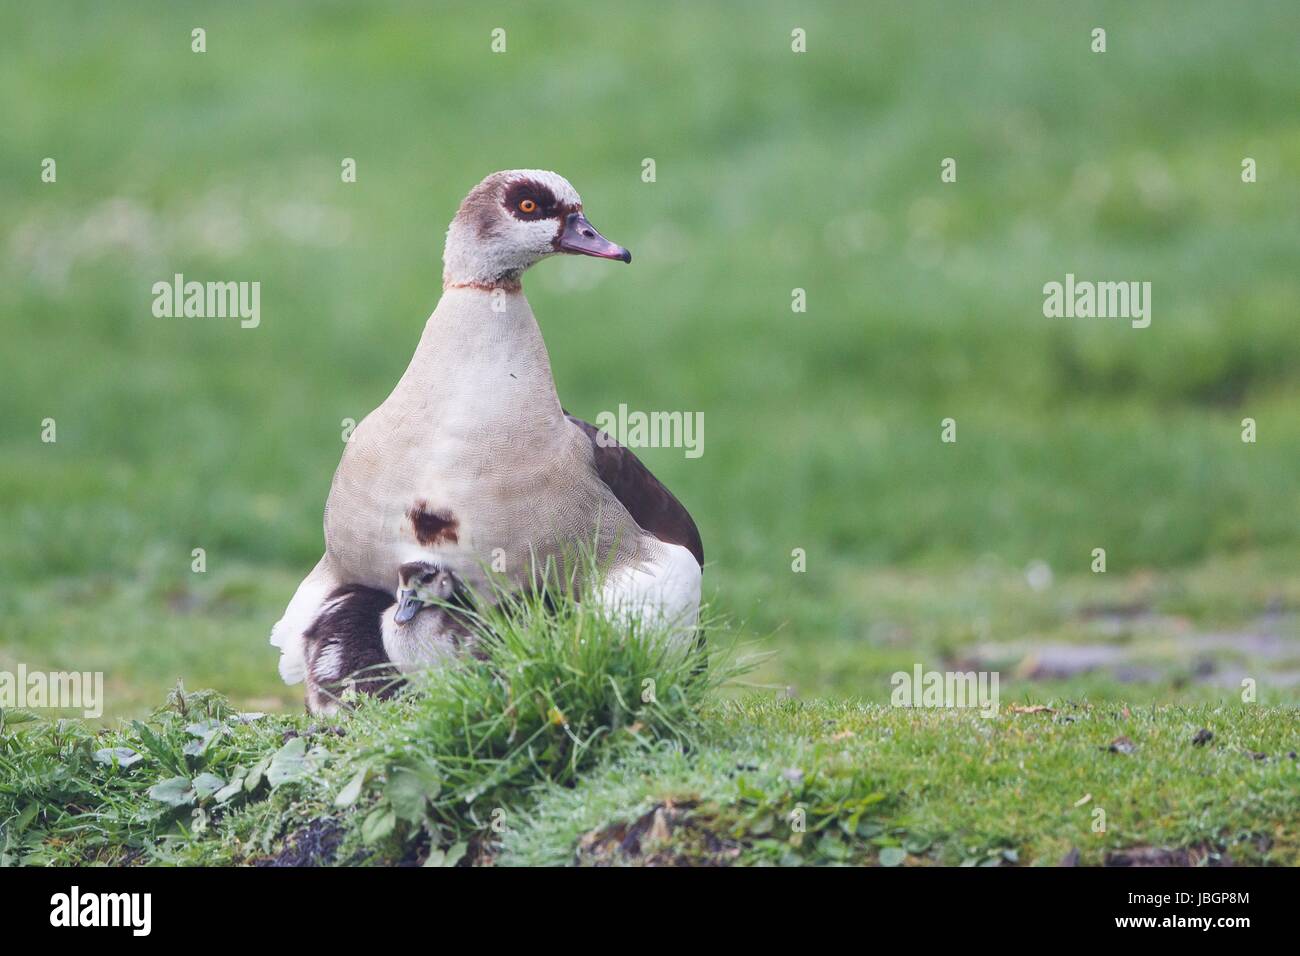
393;589;426;625
557;212;631;263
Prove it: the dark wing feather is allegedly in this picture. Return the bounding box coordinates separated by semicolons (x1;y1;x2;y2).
566;415;704;567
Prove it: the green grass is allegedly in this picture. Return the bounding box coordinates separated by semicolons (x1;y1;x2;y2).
2;579;1294;868
1;589;738;866
5;682;1296;867
1;1;1299;864
2;1;1299;715
504;697;1300;867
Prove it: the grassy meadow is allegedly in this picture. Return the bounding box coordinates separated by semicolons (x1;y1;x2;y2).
1;2;1298;864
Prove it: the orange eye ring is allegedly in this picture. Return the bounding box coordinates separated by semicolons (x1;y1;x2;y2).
519;199;537;214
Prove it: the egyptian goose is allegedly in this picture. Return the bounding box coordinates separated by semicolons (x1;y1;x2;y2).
273;170;703;699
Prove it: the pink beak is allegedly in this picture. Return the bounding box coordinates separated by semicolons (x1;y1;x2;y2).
556;212;631;263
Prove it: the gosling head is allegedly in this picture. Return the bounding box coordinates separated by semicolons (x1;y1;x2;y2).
393;561;461;626
442;169;630;289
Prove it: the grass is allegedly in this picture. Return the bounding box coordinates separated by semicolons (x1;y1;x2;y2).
1;589;737;866
2;574;1294;868
2;1;1299;714
1;1;1299;864
504;697;1300;867
6;679;1296;867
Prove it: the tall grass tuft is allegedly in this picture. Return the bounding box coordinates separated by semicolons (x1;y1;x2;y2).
333;554;742;858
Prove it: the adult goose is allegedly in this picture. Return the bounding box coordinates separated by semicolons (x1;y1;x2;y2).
273;170;703;695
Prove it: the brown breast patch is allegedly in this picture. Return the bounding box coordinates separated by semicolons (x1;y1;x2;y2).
407;501;460;546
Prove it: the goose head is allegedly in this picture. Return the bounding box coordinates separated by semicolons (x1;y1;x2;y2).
442;169;630;289
393;561;462;625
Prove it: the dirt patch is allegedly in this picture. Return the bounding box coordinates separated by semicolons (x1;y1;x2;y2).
1014;644;1128;678
1104;845;1232;867
575;800;742;866
1199;666;1300;689
962;610;1300;687
1182;630;1299;660
256;817;344;867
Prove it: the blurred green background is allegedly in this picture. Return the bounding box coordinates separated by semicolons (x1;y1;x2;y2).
2;1;1298;718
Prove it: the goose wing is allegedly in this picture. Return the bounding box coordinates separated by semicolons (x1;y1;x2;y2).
565;414;703;567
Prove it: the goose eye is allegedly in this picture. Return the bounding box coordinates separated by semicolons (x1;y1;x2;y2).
518;198;537;214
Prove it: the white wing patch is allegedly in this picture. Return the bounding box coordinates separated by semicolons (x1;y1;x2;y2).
269;555;338;685
597;542;701;648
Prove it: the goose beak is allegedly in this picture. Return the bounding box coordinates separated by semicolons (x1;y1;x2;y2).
394;589;426;625
557;212;631;263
